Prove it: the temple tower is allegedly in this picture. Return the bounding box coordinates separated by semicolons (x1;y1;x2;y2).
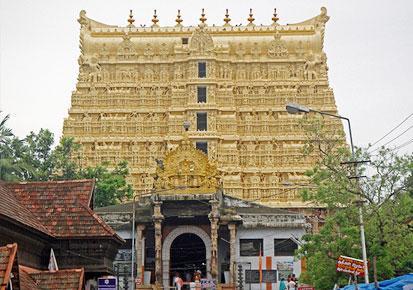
63;8;344;208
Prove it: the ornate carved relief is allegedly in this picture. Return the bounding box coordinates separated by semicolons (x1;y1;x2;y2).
154;134;219;192
268;32;288;58
64;8;343;205
189;26;214;54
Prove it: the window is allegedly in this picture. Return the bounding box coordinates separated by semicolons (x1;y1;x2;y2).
182;38;189;45
196;112;207;131
274;239;298;256
198;62;206;78
197;86;207;103
196;141;208;155
240;239;263;256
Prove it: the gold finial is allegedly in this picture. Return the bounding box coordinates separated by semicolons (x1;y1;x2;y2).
199;8;207;24
152;9;159;27
175;9;183;26
223;9;231;26
127;9;135;27
247;8;255;25
272;8;279;25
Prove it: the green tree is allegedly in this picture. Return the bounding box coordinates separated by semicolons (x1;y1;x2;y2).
298;118;413;289
80;161;133;207
23;129;55;180
0;111;13;143
50;137;133;207
0;111;30;181
51;136;82;180
0;113;133;207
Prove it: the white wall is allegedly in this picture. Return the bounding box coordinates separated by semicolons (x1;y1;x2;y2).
236;227;305;290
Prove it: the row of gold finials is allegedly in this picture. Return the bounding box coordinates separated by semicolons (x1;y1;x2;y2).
127;8;280;27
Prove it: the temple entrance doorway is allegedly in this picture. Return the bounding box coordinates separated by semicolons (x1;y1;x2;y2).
170;233;206;285
162;226;211;288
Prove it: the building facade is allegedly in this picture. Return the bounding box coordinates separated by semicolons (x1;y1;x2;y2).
63;7;344;207
96;134;309;290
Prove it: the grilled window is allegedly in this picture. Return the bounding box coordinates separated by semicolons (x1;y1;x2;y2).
196;112;207;131
196;141;208;155
198;62;206;78
197;86;207;103
240;239;263;256
274;239;298;256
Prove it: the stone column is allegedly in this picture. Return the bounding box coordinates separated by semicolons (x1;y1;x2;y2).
228;223;237;284
135;224;146;282
152;201;164;286
208;199;220;280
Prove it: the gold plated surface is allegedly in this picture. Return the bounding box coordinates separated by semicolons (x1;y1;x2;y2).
63;8;343;206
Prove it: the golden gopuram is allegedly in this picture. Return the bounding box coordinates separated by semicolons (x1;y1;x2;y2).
63;8;344;208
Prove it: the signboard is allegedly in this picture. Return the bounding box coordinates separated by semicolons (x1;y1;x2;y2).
277;261;294;280
98;277;117;290
245;270;278;283
200;279;216;289
336;255;365;277
298;285;315;290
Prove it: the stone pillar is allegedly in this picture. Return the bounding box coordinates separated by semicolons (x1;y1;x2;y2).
228;223;237;284
208;199;220;280
152;201;164;286
135;224;146;282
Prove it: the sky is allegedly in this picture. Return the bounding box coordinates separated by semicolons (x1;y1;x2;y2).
1;0;412;155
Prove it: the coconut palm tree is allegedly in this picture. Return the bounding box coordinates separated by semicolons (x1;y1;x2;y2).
0;111;22;181
0;111;13;145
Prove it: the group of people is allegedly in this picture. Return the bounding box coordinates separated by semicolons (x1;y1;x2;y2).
173;270;202;290
279;274;298;290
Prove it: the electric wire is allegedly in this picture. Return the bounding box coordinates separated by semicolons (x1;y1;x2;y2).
389;137;413;152
369;125;413;153
368;112;413;149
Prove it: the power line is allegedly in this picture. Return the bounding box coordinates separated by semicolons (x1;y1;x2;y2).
371;137;413;157
370;125;413;153
368;112;413;149
390;137;413;152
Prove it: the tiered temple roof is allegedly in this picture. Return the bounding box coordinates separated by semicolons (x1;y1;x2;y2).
63;7;344;207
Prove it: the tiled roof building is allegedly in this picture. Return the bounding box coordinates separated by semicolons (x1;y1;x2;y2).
0;180;124;288
6;180;117;238
0;244;84;290
0;243;18;290
20;265;84;290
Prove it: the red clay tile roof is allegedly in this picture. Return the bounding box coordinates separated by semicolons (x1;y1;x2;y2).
32;268;84;290
3;179;120;240
19;266;84;290
0;243;17;290
0;184;50;236
19;266;40;290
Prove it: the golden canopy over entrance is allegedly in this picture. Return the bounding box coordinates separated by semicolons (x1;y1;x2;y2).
154;134;220;194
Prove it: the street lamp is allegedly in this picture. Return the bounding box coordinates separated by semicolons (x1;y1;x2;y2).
285;102;369;284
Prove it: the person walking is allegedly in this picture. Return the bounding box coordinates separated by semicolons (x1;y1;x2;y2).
287;276;296;290
174;272;184;290
279;278;287;290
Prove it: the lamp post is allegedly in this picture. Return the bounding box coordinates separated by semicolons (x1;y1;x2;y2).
285;102;369;284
